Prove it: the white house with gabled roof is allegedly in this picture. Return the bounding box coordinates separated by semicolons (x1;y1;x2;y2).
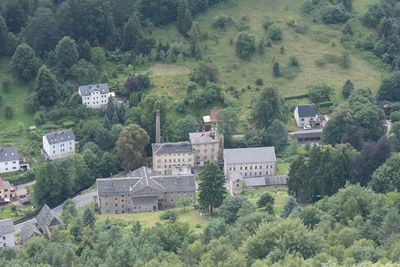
78;83;115;109
0;218;15;248
0;146;20;173
43;129;75;160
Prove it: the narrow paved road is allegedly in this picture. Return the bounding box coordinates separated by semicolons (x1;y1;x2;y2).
14;191;97;233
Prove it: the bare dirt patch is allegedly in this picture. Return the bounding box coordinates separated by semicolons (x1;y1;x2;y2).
151;64;190;76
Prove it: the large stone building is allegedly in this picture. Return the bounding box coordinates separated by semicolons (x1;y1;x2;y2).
96;167;196;214
0;146;20;174
43;129;75;160
152;142;194;175
78;83;115;109
189;131;221;167
223;147;276;178
0;218;15;248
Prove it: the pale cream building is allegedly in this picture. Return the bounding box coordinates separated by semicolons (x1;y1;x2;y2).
152;142;194;175
189;131;221;167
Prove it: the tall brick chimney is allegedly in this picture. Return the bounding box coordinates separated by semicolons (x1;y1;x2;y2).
156;109;161;143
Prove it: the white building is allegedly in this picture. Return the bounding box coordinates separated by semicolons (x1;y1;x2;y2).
0;218;15;248
0;146;20;174
223;147;276;178
294;104;318;128
43;129;75;160
78;83;115;109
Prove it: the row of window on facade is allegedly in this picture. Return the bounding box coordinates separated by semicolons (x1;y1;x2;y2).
2;167;17;171
53;142;72;148
229;165;273;171
53;148;72;154
83;100;107;105
3;161;17;165
196;155;214;160
194;148;215;153
157;158;192;163
157;163;192;169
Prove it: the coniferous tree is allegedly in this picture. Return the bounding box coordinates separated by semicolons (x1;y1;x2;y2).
342;79;354;99
250;87;285;129
1;0;26;33
177;0;192;36
10;43;37;82
35;65;59;107
82;207;96;228
122;13;143;52
198;161;226;216
55;36;79;74
0;15;8;56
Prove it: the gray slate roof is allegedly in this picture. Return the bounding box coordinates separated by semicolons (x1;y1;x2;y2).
97;167;196;197
297;105;316;118
0;146;19;163
152;142;192;155
20;222;41;242
44;129;75;145
0;179;12;190
79;83;110;96
224;147;276;164
189;131;218;145
229;172;244;182
0;218;14;235
128;166;161;178
36;204;62;233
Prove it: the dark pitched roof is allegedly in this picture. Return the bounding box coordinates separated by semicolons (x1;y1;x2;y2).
132;196;158;204
0;146;19;163
44;129;75;145
36;204;62;232
293;131;322;139
97;167;196;197
0;218;14;235
79;83;110;96
20;222;41;242
152;142;192;155
297;105;316;117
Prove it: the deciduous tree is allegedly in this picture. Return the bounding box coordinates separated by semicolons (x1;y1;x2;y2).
10;43;38;82
116;124;150;170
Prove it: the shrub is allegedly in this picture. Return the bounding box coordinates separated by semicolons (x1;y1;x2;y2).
266;39;272;47
1;78;11;92
136;74;150;89
321;4;349;24
289;56;299;67
268;23;283;40
317;101;333;108
4;105;13;119
262;17;274;30
190;62;218;86
212;15;232;28
391;111;400;123
159;210;178;222
235;31;256;60
273;62;281;77
255;78;263;86
295;22;308;34
309;85;333;103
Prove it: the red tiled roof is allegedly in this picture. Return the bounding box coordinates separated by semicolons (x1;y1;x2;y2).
210;108;219;123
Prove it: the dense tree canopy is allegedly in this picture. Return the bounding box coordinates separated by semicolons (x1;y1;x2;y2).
10;42;38;82
250;87;285;129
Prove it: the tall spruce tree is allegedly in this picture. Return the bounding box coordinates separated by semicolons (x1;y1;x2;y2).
198;161;226;216
35;65;59;107
55;36;79;74
122;13;143;52
0;15;8;56
250;87;285;129
177;0;192;36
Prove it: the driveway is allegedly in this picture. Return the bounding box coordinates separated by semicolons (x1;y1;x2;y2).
14;190;97;233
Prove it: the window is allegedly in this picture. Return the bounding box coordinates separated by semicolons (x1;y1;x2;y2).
115;203;118;207
237;183;239;187
171;198;173;202
240;167;242;170
255;166;257;169
245;167;247;170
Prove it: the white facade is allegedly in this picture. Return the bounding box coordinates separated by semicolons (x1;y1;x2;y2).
0;146;20;174
0;160;19;174
0;232;14;248
0;219;15;248
78;83;115;109
80;90;115;109
223;147;276;178
43;130;75;160
294;105;317;127
224;162;276;177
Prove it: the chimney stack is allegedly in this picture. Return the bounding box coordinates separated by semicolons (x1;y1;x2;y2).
156;109;161;143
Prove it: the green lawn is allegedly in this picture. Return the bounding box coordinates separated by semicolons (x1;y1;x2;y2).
0;204;35;220
96;206;208;231
147;0;386;123
245;186;289;217
0;57;34;132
